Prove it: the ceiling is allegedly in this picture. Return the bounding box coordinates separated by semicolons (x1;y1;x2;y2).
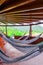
0;0;43;23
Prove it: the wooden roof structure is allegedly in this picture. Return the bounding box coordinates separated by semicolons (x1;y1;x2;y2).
0;0;43;23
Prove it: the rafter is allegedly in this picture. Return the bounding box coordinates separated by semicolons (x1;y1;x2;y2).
0;0;35;13
0;0;6;5
6;7;43;14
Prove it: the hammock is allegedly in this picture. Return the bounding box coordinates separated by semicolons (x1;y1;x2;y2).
18;35;29;40
7;33;42;44
0;41;43;63
0;47;41;63
0;50;10;58
0;32;42;47
18;31;27;40
0;33;43;63
0;32;43;53
0;32;43;48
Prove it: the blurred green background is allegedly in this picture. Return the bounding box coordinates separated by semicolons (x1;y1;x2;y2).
0;24;43;37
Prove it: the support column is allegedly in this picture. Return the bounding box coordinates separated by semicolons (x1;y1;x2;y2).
29;13;32;38
6;25;7;36
29;25;32;38
5;15;8;36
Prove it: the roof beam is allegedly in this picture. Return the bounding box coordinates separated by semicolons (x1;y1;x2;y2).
8;12;43;15
7;7;43;14
1;12;43;15
0;0;6;5
0;7;43;14
0;0;35;13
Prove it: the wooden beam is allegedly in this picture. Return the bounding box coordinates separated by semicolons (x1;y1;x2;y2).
0;22;43;26
29;25;32;37
0;0;6;5
5;25;7;36
5;12;43;15
0;0;34;13
1;7;43;14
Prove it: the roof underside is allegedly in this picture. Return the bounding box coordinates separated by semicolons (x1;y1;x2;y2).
0;0;43;24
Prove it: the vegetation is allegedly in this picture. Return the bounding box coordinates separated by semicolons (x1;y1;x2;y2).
0;25;43;37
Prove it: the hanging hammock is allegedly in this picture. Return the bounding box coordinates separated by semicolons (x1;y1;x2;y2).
0;32;42;45
0;32;43;53
0;33;43;63
0;47;41;63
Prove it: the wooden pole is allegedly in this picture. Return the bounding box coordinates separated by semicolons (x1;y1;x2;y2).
6;25;7;36
29;14;32;38
29;25;32;38
5;15;7;36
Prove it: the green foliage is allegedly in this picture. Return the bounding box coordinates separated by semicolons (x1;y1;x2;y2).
7;27;26;36
0;25;43;37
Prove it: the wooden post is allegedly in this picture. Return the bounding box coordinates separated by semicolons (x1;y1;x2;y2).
29;13;32;38
29;25;32;38
6;25;7;36
5;15;8;36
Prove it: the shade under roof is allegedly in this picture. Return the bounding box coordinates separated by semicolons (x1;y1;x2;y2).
0;0;43;24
